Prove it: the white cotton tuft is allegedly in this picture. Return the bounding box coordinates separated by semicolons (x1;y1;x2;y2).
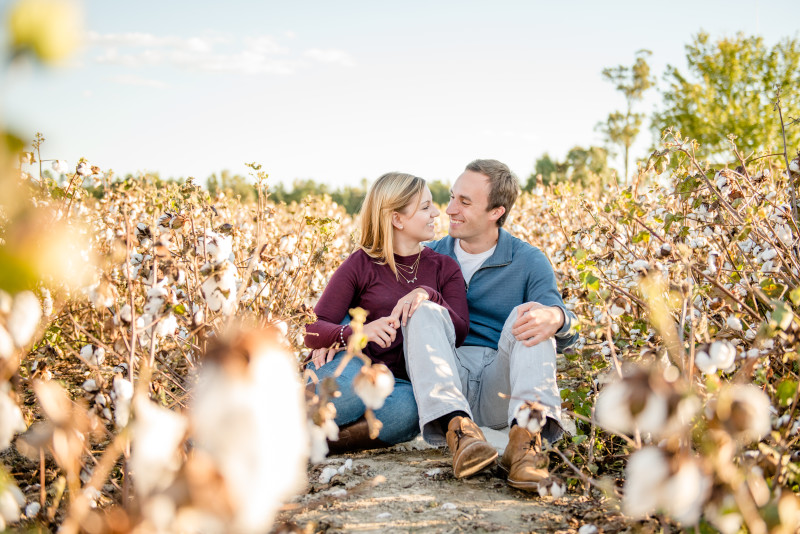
353;364;394;410
112;376;134;428
623;447;669;518
190;333;308;533
6;291;42;348
726;316;743;331
130;396;188;498
0;385;27;450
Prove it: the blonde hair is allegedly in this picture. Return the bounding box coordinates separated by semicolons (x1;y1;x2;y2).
359;172;426;276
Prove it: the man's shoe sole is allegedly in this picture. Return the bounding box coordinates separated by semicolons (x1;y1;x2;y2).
506;476;544;491
453;442;498;479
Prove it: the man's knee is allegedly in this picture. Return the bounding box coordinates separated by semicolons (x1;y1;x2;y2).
406;300;451;331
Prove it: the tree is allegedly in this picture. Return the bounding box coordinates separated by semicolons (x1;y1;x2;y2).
526;146;612;190
597;50;654;184
652;32;800;161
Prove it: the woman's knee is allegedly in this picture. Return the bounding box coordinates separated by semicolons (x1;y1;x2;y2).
374;382;420;444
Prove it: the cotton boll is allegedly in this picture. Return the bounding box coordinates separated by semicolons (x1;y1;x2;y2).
514;401;547;434
112;376;134;428
0;385;27;450
190;329;308;533
88;280;116;309
594;374;669;437
537;477;565;498
353;364;394;410
154;314;178;339
24;502;40;518
81;379;99;393
201;261;238;315
623;447;669;518
41;288;53;318
0;483;24;529
119;304;132;323
197;231;233;265
661;457;711;525
726;317;743;331
130;396;188;498
7;291;42;348
0;326;14;360
713;384;772;443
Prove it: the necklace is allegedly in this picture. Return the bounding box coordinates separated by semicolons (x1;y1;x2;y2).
396;249;422;284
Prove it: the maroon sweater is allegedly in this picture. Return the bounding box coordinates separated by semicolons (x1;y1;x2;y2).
304;247;469;380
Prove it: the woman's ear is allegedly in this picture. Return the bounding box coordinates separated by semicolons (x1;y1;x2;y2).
392;211;405;230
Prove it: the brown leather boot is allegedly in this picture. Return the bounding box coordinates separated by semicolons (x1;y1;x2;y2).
326;417;388;455
445;416;498;479
498;425;549;491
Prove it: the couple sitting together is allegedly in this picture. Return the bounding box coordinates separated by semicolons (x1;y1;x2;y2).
304;159;577;491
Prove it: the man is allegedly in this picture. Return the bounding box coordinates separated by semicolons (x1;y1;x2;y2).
403;159;577;490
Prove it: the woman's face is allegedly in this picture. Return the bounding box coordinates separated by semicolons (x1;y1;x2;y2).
396;187;439;243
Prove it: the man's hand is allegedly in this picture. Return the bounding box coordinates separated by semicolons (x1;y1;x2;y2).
511;302;565;347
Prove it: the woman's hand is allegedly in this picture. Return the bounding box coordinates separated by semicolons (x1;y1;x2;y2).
362;316;399;348
310;346;340;369
390;287;430;327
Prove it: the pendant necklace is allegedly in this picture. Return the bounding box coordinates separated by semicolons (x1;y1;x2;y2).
396;248;422;284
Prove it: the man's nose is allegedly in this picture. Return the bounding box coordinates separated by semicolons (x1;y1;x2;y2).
446;200;457;215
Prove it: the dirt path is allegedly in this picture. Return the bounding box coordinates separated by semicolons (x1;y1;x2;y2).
277;445;628;534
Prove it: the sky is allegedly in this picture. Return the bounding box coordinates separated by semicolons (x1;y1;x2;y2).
2;0;799;188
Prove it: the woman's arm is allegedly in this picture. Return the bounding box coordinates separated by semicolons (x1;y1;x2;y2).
303;254;361;349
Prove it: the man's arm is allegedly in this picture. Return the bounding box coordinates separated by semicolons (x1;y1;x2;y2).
510;248;578;351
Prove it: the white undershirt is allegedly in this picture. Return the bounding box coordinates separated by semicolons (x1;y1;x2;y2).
455;239;496;284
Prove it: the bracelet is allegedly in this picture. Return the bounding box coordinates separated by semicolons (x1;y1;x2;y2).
339;325;347;347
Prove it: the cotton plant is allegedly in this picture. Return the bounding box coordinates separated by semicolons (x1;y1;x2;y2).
0;384;26;450
623;447;711;525
189;328;308;533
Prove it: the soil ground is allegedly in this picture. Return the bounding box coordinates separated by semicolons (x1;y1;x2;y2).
276;444;631;534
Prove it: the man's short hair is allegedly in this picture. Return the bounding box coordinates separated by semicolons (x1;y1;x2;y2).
465;159;520;227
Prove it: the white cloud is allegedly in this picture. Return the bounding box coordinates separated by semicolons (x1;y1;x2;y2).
304;48;356;67
109;74;168;88
87;31;351;76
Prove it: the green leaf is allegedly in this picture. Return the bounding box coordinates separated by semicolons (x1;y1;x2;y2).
790;286;800;306
761;279;785;299
776;379;798;407
173;303;187;315
771;300;795;330
631;230;650;244
580;271;600;292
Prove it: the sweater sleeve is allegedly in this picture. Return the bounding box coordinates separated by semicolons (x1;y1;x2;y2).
524;248;579;352
303;253;360;349
418;256;470;346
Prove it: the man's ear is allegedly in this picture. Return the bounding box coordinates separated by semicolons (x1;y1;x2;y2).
488;206;505;223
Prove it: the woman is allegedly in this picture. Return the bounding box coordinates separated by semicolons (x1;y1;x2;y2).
305;172;469;452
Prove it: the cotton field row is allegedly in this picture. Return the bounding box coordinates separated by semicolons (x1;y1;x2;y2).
1;140;799;532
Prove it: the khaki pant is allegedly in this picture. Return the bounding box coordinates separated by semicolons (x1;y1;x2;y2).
403;301;563;446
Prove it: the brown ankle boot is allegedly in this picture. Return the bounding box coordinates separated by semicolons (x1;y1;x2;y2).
445;416;498;479
499;425;549;490
326;417;388;455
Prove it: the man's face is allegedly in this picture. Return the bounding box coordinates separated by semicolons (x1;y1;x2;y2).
446;170;499;243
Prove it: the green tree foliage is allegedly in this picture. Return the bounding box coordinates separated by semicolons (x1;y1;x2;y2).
597;50;654;183
526;146;613;190
652;32;800;161
206;170;257;202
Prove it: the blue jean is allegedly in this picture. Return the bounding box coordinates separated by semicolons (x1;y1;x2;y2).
312;350;420;445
